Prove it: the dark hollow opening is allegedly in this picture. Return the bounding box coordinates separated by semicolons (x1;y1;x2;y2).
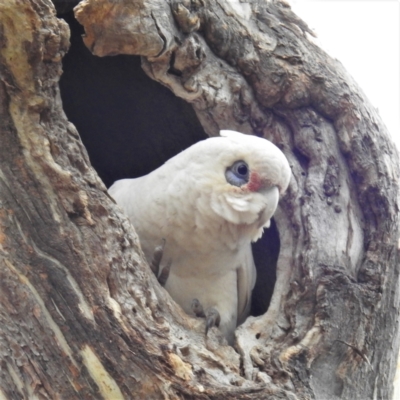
251;219;280;317
59;11;207;187
59;10;279;319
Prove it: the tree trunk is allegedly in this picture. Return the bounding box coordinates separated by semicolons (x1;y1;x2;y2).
1;0;399;399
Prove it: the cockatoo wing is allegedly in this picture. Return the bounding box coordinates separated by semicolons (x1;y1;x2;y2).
237;245;257;325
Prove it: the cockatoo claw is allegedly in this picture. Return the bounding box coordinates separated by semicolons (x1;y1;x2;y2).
205;307;221;334
158;259;171;286
191;298;206;318
150;238;166;276
192;299;221;335
149;239;170;286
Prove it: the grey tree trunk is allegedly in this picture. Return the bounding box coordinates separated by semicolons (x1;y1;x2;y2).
1;0;399;399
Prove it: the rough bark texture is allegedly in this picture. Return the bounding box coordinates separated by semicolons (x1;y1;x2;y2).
1;0;399;399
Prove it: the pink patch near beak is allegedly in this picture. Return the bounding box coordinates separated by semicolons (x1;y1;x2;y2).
246;171;262;192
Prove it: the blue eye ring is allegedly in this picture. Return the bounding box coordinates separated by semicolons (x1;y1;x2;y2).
225;160;250;187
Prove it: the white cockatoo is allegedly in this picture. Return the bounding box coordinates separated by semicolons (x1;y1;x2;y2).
109;130;291;343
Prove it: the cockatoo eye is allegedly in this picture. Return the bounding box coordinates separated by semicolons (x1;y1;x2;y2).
225;160;250;187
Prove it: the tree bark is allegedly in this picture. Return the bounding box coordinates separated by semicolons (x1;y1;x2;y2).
1;0;399;399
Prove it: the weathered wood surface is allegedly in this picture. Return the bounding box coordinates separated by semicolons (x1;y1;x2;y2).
1;0;399;399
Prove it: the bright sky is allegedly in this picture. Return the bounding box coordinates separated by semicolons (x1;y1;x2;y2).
289;0;400;151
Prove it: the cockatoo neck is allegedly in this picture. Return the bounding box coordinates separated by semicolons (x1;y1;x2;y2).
205;185;280;245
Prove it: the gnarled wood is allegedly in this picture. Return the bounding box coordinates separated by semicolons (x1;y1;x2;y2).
1;0;399;399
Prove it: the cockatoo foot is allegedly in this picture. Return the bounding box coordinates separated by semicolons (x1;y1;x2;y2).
157;260;171;286
191;298;206;318
149;239;171;286
191;299;221;335
205;307;221;334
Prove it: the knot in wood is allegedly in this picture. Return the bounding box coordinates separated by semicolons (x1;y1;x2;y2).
323;156;340;197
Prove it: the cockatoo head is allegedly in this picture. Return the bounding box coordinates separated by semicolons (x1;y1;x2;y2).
183;130;291;241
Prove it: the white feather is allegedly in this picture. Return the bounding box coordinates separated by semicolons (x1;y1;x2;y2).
109;131;291;343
